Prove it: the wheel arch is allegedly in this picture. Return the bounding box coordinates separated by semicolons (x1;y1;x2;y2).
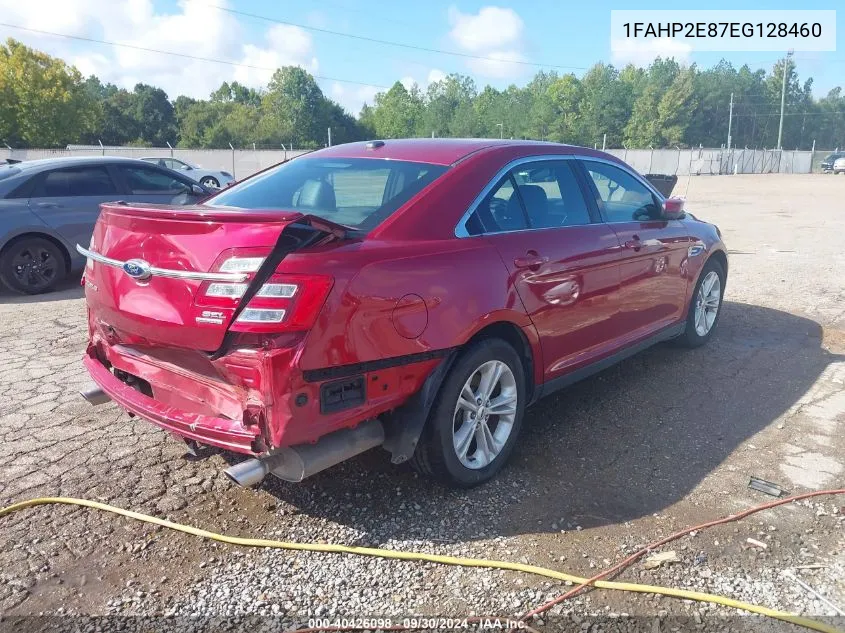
464;320;537;404
708;248;728;277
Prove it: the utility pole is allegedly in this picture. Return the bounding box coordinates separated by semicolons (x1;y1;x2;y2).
327;127;332;147
777;50;794;150
726;93;733;150
496;123;503;139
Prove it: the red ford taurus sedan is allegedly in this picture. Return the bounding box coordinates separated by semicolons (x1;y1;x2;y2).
77;139;727;488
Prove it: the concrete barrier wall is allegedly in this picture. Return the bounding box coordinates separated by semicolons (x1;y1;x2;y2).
1;146;819;179
605;148;815;175
1;147;311;180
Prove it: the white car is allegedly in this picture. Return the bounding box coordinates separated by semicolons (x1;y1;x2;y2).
834;157;845;175
141;157;234;189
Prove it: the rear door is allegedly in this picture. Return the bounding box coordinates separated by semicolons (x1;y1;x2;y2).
459;157;623;382
28;165;121;251
578;159;691;339
110;163;205;205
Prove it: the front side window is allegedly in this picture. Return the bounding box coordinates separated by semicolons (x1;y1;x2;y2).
209;158;448;231
38;167;117;197
582;161;660;223
119;166;192;195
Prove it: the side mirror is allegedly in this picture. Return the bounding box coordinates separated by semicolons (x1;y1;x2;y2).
181;164;192;170
191;184;205;195
662;197;685;220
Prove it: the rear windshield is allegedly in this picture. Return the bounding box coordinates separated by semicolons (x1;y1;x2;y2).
208;158;448;231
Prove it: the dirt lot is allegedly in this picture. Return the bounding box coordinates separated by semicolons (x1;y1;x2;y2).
1;174;843;632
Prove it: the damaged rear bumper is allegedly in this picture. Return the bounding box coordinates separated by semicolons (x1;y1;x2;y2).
83;354;264;455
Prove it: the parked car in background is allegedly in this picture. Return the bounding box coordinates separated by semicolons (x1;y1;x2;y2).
833;157;845;174
821;152;845;172
77;139;728;488
0;156;212;294
141;157;234;189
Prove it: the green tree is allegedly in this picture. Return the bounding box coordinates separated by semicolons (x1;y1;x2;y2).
262;67;326;147
546;74;583;143
370;82;422;138
579;63;631;147
0;38;96;147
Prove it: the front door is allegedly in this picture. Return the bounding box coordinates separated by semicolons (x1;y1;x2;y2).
465;158;623;382
579;159;690;341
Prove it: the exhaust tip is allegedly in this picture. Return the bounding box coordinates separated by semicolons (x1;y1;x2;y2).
223;458;270;487
80;383;110;406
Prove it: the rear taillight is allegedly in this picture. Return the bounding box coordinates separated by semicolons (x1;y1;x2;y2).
196;249;333;333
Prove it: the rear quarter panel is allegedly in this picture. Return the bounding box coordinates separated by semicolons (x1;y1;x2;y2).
296;239;533;371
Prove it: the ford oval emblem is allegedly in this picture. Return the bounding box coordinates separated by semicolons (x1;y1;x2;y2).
122;259;152;281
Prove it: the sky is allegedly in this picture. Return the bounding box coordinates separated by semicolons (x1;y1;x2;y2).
0;0;841;116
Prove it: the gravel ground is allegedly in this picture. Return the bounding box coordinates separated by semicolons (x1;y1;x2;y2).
1;174;844;632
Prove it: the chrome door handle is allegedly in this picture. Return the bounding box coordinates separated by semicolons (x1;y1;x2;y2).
513;255;549;269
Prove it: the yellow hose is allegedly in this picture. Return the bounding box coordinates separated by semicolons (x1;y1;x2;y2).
1;497;840;633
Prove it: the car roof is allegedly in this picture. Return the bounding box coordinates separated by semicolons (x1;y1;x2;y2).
310;138;588;166
10;155;158;172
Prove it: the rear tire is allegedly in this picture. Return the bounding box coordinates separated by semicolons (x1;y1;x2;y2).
200;176;220;188
676;258;726;348
0;237;67;295
410;339;526;487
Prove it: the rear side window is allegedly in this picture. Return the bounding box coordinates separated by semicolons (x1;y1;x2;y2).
466;175;527;234
464;160;592;235
513;161;591;229
37;167;117;197
118;166;192;194
209;158;448;231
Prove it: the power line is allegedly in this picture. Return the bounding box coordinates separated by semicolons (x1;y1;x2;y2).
0;22;391;89
206;4;590;71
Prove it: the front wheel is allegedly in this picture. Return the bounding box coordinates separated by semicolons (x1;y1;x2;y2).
200;176;220;188
410;339;526;487
676;258;726;348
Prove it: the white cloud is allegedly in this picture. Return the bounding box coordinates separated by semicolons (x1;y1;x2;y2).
427;68;447;84
0;0;318;99
610;37;693;67
447;5;526;79
447;6;523;52
330;82;381;116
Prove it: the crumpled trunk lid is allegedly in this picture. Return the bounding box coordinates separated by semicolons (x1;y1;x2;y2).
82;203;321;351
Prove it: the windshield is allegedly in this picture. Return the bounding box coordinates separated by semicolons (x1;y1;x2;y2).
208;157;448;231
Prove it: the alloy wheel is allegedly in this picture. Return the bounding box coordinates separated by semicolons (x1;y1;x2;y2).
694;270;721;336
11;245;58;292
452;360;518;469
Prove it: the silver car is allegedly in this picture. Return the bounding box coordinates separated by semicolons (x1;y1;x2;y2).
0;156;211;294
140;157;234;189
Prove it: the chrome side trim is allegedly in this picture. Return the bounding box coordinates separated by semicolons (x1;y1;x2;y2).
75;245;249;282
